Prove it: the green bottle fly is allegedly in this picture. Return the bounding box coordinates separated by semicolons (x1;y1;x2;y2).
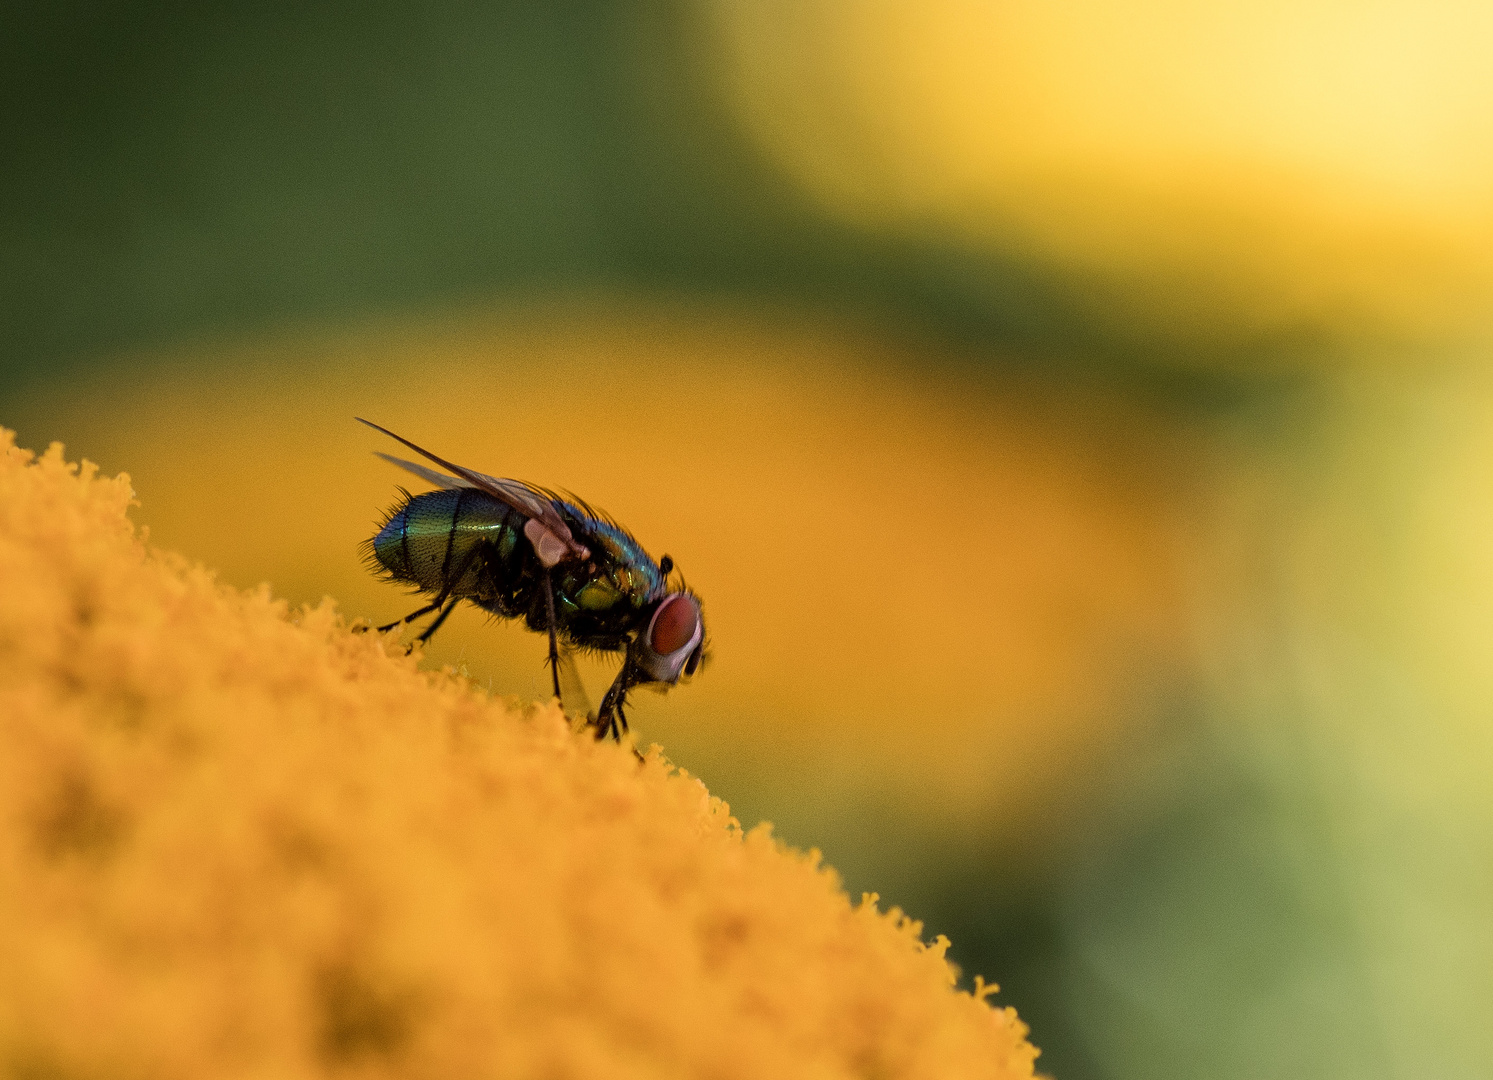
360;419;706;740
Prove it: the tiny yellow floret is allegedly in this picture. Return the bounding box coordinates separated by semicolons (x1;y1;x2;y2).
0;431;1041;1080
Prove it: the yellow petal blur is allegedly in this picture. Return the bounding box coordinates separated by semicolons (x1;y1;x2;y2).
707;0;1493;352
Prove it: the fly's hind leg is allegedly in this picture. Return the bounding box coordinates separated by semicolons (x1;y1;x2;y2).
415;597;460;644
367;547;482;646
370;600;441;634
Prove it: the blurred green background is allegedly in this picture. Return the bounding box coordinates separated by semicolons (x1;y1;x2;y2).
5;3;1493;1078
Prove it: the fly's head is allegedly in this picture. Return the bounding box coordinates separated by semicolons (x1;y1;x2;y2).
630;590;706;686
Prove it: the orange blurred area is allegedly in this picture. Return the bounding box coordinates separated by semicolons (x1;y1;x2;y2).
9;302;1201;834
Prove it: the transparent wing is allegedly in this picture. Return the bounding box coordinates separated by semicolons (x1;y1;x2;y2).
555;646;595;731
374;453;473;491
358;418;588;561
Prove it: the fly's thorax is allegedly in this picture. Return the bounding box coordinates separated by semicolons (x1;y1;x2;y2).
370;488;521;594
545;553;659;653
553;508;665;602
566;562;652;613
553;521;658;615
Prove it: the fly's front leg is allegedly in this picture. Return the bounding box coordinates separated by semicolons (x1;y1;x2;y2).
594;658;636;742
598;673;646;762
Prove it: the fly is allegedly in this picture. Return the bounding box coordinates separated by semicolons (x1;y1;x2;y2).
357;418;706;740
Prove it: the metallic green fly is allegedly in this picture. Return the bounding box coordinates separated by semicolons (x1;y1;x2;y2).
358;419;706;740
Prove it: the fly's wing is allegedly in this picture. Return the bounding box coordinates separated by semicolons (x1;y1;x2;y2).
358;418;589;563
555;646;595;731
374;453;473;491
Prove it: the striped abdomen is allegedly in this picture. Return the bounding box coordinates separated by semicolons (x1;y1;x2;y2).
370;488;522;598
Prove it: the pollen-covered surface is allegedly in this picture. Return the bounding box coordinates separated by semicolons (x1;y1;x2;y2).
0;432;1041;1080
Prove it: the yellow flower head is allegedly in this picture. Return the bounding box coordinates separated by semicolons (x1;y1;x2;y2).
0;431;1040;1079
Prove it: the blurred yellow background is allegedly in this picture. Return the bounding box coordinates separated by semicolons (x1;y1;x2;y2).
5;2;1492;1077
710;0;1493;354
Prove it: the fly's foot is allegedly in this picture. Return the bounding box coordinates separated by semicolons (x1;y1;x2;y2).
589;708;629;743
589;711;644;763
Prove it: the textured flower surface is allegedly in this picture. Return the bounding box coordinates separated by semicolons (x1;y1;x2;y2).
0;431;1041;1080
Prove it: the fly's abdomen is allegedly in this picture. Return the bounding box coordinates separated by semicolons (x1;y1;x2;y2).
370;488;522;597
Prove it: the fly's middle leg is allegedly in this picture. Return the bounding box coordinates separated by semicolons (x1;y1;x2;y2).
543;566;562;702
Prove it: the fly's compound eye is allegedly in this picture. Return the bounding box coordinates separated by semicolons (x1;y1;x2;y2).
633;593;704;683
649;594;699;655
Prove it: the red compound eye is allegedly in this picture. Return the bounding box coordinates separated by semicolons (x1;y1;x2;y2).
648;594;700;656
